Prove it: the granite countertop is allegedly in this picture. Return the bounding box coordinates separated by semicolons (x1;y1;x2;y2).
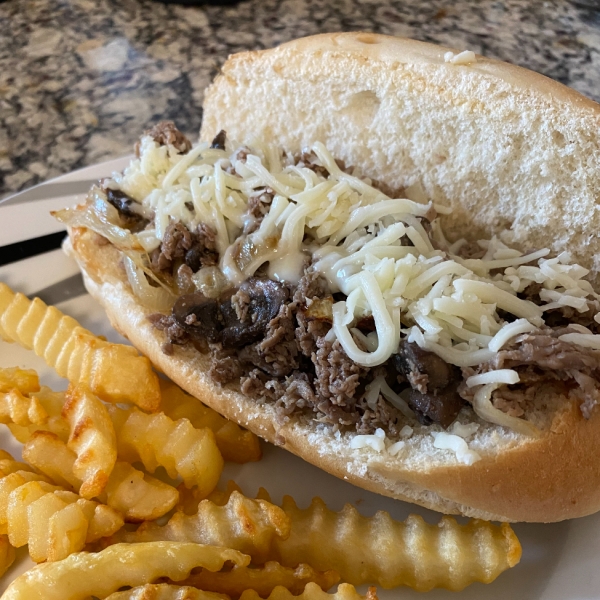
1;0;600;198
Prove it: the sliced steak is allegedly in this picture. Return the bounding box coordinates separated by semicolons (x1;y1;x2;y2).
151;221;219;274
314;339;362;408
151;221;193;272
461;327;600;419
145;121;191;154
184;223;219;272
244;189;274;234
238;303;299;377
491;329;600;372
209;343;243;385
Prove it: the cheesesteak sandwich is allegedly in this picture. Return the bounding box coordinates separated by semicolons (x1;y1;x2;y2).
57;33;600;523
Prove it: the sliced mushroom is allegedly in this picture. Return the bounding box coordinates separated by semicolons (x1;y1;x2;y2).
393;341;455;392
220;278;288;348
393;341;464;428
406;383;464;429
172;292;222;343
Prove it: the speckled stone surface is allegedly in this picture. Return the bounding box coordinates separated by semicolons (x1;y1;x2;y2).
1;0;600;198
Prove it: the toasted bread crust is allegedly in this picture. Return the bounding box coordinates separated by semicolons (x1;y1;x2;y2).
67;227;600;522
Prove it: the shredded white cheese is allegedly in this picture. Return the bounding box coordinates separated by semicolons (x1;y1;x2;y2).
114;134;600;435
400;425;414;438
466;369;520;388
431;431;481;465
387;440;406;456
444;50;477;65
350;428;386;453
450;422;480;439
558;333;600;350
350;428;407;457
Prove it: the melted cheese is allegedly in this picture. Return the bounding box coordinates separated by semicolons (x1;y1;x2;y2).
116;134;600;374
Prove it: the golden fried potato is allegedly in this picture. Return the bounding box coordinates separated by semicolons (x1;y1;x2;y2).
4;478;124;562
0;283;160;411
62;385;117;499
180;561;339;598
0;389;47;427
29;491;89;562
192;485;521;591
0;533;15;578
178;480;243;515
110;405;223;496
106;586;228;600
7;480;62;547
0;455;35;478
100;462;179;522
23;431;81;490
69;337;161;411
23;432;178;522
273;496;522;591
110;490;289;563
238;584;377;600
1;542;249;600
0;471;50;532
160;380;261;463
0;367;40;394
7;387;70;444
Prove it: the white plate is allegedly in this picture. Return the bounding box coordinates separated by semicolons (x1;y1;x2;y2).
1;161;599;599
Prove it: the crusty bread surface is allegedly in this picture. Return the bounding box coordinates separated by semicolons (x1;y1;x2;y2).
67;33;600;522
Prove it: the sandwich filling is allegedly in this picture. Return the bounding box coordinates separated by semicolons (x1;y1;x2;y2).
56;122;600;453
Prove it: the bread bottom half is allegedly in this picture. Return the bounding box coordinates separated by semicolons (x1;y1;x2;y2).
65;226;600;523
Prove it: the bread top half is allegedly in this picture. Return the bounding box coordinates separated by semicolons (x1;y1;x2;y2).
201;32;600;285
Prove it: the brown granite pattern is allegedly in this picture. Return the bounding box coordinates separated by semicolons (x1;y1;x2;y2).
1;0;599;198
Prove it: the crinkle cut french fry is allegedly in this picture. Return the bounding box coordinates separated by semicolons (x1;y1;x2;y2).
23;431;81;490
195;484;521;592
109;405;223;496
23;432;179;522
106;585;374;600
7;387;69;444
180;561;340;598
178;480;243;514
0;456;35;478
110;490;289;563
0;389;47;427
239;583;378;600
0;283;160;411
160;380;262;463
272;496;522;591
0;471;51;533
1;542;249;600
100;462;179;522
106;585;228;600
5;479;124;562
0;367;40;394
0;533;15;578
62;385;117;499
